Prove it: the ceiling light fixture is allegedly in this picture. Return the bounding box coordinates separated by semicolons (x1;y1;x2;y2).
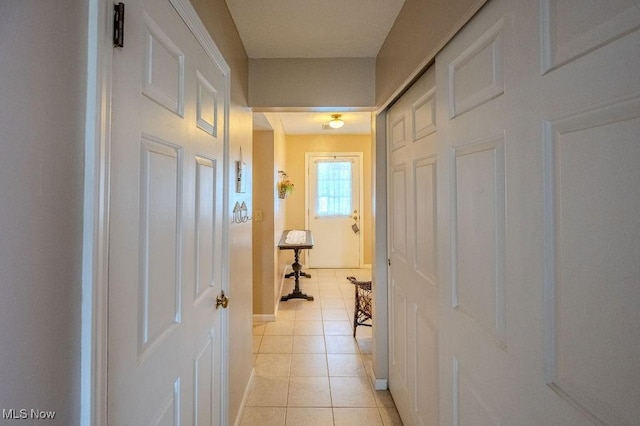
328;114;344;129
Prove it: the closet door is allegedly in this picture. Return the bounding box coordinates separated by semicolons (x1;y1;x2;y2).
387;67;439;426
435;0;640;425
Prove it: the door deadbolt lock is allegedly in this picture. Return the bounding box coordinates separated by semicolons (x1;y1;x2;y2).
216;290;229;309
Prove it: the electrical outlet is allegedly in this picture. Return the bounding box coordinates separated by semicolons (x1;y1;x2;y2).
255;210;263;222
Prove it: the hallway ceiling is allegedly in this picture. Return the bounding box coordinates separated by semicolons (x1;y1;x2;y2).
226;0;404;135
225;0;406;58
227;0;403;134
254;111;372;135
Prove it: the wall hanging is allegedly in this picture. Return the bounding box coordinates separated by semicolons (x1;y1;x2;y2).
278;171;294;199
236;147;246;193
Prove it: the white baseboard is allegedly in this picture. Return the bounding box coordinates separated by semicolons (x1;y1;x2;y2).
374;378;388;390
253;314;276;322
233;369;255;426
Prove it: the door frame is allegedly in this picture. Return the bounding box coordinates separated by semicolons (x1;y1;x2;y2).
81;1;231;424
304;151;365;268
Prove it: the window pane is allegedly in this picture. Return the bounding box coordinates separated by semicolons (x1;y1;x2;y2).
316;161;352;217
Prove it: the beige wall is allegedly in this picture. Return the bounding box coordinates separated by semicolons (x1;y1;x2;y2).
284;134;373;265
376;0;487;106
249;58;375;108
252;131;276;315
190;0;253;422
271;115;290;292
252;115;289;317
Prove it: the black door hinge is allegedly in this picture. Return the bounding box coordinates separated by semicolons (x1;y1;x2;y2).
113;3;125;48
388;258;391;266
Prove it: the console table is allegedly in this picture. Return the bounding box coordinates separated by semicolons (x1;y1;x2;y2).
278;230;314;301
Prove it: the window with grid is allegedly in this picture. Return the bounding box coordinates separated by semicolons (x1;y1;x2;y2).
316;161;352;217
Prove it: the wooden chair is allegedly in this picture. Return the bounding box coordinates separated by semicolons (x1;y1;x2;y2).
346;276;372;337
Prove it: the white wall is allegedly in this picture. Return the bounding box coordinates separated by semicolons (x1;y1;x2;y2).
0;0;87;423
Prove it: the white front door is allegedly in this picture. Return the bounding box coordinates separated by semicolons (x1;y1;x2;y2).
108;0;228;424
307;154;362;268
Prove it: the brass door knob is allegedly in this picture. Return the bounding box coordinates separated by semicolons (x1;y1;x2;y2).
216;290;229;309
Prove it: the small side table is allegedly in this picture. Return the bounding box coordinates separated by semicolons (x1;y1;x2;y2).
278;230;314;301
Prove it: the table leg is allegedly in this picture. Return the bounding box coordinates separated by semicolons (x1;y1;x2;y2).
285;271;312;278
280;248;314;301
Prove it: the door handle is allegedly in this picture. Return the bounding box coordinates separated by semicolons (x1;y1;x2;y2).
215;290;229;309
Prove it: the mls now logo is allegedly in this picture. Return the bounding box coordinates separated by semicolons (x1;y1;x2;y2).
3;408;56;420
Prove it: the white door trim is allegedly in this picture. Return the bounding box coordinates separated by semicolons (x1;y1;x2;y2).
304;151;365;268
82;1;231;424
81;1;113;424
372;111;390;385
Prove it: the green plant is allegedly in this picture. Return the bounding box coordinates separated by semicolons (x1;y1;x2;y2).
278;179;294;197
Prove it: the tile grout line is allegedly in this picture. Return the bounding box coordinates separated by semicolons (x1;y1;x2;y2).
247;269;392;425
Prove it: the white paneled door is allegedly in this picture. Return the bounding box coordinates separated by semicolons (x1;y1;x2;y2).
307;154;362;268
387;68;439;426
108;0;228;424
388;0;640;425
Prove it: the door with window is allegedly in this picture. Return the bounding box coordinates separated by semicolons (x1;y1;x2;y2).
307;154;362;268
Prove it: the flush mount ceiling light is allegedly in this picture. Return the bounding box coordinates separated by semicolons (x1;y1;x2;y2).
328;114;344;129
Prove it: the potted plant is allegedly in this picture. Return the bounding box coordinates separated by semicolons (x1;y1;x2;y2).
278;179;294;199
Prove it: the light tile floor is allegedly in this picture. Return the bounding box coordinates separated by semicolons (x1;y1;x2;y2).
242;269;403;426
